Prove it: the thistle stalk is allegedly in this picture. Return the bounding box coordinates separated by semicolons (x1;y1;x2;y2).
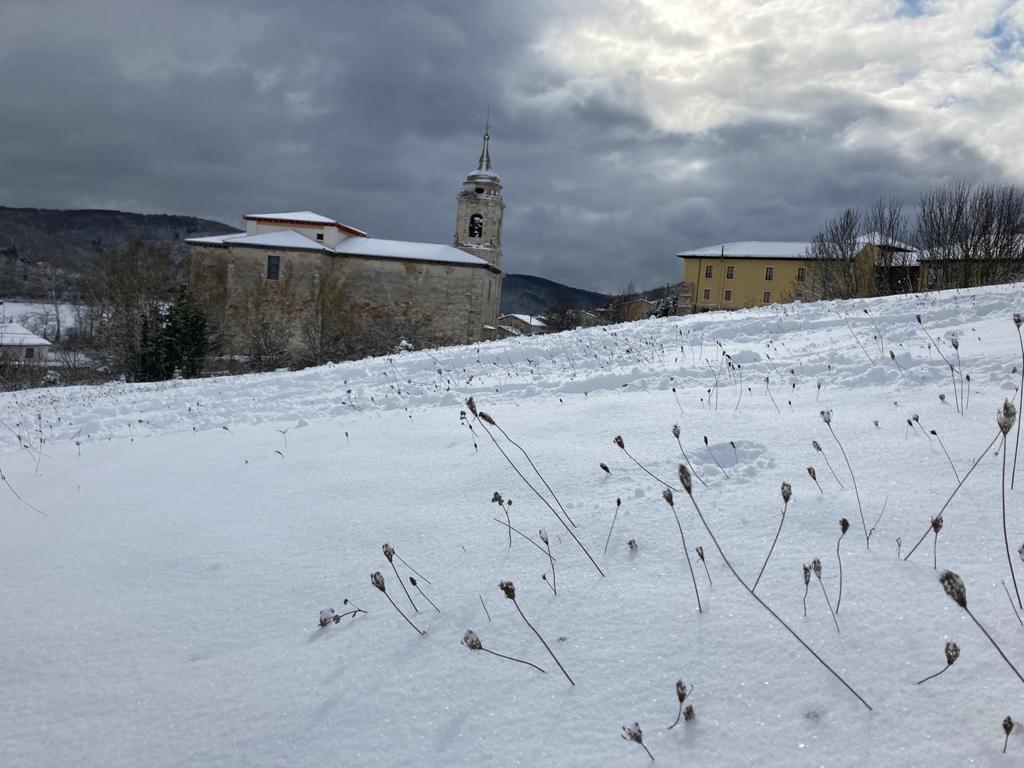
914;641;959;685
812;440;844;489
371;571;425;636
673;424;708;487
821;410;868;547
753;482;791;593
383;544;418;613
1013;313;1023;488
998;400;1021;608
462;630;546;674
677;464;871;711
499;581;574;685
813;558;841;633
836;518;849;614
663;488;702;613
604;498;622;555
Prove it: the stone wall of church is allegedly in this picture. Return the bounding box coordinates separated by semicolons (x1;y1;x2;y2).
190;244;499;359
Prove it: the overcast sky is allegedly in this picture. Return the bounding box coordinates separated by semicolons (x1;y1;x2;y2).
1;1;1022;292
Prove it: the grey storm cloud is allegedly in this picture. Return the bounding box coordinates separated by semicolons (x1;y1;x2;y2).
1;0;1021;292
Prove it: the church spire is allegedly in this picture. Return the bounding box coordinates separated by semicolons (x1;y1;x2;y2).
476;109;492;171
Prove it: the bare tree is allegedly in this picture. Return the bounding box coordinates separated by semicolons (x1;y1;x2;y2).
806;208;862;300
864;196;914;295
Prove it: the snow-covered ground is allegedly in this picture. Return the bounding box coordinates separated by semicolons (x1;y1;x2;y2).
2;284;1024;766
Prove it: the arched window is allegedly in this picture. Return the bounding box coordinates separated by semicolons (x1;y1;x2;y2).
469;213;484;238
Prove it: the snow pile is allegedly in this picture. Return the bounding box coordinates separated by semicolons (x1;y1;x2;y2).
2;283;1024;766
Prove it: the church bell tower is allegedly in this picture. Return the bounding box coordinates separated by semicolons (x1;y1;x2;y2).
455;118;503;271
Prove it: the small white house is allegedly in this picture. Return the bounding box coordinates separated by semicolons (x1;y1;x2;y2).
0;323;51;361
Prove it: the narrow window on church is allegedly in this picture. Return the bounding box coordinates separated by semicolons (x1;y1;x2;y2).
267;254;280;280
469;213;484;238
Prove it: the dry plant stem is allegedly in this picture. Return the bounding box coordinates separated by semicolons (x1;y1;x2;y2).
544;539;557;595
675;437;708;487
956;348;965;412
1002;581;1024;627
820;449;845;489
1001;435;1022;609
512;598;574;685
479;594;492;622
845;315;877;367
482;646;546;673
604;502;621;555
904;431;1000;560
623;446;679;491
949;364;961;415
818;577;841;633
933;530;940;570
395;553;431;585
753;500;789;593
391;561;418;612
384;591;425;635
765;379;781;414
479;420;604;576
412;580;441;613
707;444;730;478
802;580;809;617
668;503;702;613
915;663;952;685
681;490;872;710
1014;324;1023;489
499;501;512;548
0;469;46;516
963;606;1024;685
492;421;577;527
700;556;713;586
492;518;553;558
836;535;846;614
827;423;868;547
933;432;960;482
812;476;823;493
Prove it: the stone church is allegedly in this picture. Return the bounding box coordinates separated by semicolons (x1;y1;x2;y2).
188;127;504;360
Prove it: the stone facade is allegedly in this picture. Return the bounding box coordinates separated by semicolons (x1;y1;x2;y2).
188;130;504;362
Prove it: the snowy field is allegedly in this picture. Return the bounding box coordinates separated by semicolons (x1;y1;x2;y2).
2;284;1024;766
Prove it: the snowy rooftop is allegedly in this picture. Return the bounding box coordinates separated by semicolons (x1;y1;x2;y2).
244;211;337;225
678;236;916;260
0;322;51;347
335;237;490;267
187;230;331;252
501;314;547;327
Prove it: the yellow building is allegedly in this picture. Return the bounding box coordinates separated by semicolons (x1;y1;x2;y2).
676;239;917;313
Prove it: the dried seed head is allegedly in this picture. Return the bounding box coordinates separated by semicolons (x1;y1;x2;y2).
916;313;922;324
1018;543;1024;563
997;399;1017;435
616;497;621;508
931;516;943;534
319;608;336;628
466;397;478;416
912;413;920;423
478;411;496;426
802;564;811;586
613;435;625;450
684;705;695;721
820;409;832;425
951;337;959;350
538;529;549;545
491;491;503;504
678;463;693;495
409;576;418;587
1004;716;1014;737
371;571;386;592
672;424;681;439
840;518;849;535
939;393;946;402
463;629;483;651
945;641;960;666
621;723;644;744
890;350;896;361
628;538;638;552
382;543;395;562
813;440;822;452
499;580;516;600
676;679;688;702
781;482;792;503
807;466;817;481
662;488;675;507
703;435;709;446
1015;312;1022;328
696;546;705;561
600;462;610;474
811;558;822;578
939;570;967;608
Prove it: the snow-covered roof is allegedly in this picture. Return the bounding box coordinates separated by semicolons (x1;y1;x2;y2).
501;314;547;327
0;322;51;347
335;238;490;267
187;230;330;252
242;211;369;236
676;242;812;259
244;211;336;225
678;237;917;260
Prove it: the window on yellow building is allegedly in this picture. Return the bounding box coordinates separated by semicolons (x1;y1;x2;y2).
724;290;732;301
726;266;734;279
797;267;806;282
763;291;771;303
765;266;774;280
703;289;711;300
705;265;713;279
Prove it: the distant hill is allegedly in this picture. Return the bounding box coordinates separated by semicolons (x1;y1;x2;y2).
0;207;237;268
500;274;610;315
